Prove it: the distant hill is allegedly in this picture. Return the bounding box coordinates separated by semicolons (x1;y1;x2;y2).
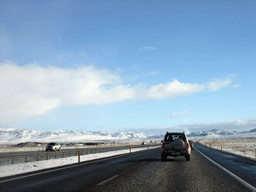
1;127;255;145
0;128;148;144
187;129;236;137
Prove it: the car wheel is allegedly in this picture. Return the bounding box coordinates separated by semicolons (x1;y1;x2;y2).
186;154;190;161
161;154;167;161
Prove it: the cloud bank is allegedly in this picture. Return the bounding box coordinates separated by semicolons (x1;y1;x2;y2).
0;61;233;122
135;118;256;134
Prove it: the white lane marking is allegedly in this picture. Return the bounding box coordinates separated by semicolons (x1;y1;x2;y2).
195;147;256;192
0;153;130;184
97;175;119;186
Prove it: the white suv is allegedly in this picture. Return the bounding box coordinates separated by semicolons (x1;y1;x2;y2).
161;132;191;161
46;142;61;151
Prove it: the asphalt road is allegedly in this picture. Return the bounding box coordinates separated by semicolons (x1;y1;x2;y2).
195;143;256;189
0;146;254;192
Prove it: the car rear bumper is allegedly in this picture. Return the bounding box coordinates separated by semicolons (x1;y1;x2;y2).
161;150;189;157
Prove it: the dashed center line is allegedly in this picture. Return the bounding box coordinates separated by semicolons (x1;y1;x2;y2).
97;175;119;186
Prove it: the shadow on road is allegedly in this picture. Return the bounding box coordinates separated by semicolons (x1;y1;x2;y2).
163;158;187;162
118;157;187;163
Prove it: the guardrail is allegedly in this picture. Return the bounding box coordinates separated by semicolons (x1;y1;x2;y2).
0;144;160;166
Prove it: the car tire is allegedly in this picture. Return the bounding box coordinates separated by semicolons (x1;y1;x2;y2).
161;154;167;161
186;154;190;161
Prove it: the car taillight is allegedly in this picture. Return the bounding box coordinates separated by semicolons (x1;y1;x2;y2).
161;142;165;148
187;143;190;148
164;150;168;153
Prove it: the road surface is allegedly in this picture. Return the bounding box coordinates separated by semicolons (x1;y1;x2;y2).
0;145;255;192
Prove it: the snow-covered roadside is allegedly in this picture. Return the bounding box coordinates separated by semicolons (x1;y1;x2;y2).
0;146;46;153
198;141;256;160
0;146;158;178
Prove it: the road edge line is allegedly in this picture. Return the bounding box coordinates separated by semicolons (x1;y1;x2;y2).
195;147;256;192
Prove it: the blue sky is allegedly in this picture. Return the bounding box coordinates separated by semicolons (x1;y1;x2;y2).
0;0;255;134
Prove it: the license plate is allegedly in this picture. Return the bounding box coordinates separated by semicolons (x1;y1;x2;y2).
171;153;180;155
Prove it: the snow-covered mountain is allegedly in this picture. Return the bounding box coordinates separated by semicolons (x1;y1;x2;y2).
249;128;256;132
0;128;148;144
187;128;256;142
188;129;237;137
1;128;255;145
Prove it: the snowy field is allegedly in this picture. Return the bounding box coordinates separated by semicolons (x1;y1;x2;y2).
198;140;256;160
191;132;256;160
0;146;158;178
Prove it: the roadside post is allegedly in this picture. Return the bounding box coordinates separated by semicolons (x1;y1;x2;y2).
78;150;81;163
129;147;131;153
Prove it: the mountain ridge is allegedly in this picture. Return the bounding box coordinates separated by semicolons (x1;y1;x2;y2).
0;128;255;144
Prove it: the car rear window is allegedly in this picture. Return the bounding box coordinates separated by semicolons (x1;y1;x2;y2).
165;134;185;142
48;143;56;145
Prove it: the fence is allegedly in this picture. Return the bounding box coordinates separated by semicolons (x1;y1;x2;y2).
0;144;159;166
197;141;256;159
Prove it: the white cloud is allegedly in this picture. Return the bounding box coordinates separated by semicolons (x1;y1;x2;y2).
0;61;234;123
144;71;160;77
176;118;256;132
166;113;182;118
165;113;192;118
145;80;205;99
207;79;232;91
0;61;130;123
134;118;256;134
